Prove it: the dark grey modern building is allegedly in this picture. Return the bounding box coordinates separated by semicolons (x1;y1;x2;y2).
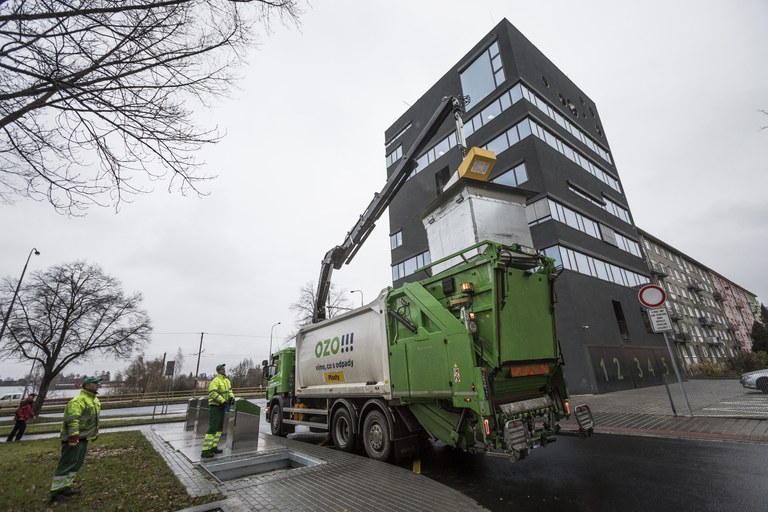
383;19;671;395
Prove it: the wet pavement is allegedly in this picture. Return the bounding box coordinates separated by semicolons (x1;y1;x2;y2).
21;380;768;511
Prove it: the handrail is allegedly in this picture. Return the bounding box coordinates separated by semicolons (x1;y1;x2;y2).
33;387;267;411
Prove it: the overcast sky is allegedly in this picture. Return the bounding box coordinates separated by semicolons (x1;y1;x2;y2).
2;0;767;380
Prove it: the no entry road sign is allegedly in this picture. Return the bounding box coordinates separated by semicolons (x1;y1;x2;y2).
638;284;667;308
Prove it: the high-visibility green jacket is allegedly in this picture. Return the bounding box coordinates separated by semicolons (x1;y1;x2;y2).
60;389;101;441
208;374;234;407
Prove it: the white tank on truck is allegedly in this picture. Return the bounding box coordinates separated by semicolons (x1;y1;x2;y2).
295;293;391;399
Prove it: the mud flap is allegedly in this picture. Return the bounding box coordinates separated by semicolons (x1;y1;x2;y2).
574;404;594;436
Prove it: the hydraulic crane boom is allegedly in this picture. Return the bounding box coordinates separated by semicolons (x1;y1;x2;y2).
312;95;467;323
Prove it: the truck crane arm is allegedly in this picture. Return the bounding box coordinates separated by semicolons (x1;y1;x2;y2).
313;95;467;323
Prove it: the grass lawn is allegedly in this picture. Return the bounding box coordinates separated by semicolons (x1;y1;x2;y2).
0;431;222;511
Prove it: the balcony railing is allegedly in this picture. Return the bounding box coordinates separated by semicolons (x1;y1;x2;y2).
650;263;669;278
667;306;682;321
704;336;723;345
698;316;714;327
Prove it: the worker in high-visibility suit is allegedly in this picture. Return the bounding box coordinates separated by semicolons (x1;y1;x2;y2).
50;376;102;502
201;363;235;458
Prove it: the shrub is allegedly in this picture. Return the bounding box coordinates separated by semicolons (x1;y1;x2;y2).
727;351;768;373
689;361;727;377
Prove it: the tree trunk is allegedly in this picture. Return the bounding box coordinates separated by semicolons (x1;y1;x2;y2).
33;376;54;416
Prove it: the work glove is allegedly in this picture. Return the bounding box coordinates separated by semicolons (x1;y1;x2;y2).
228;397;235;406
67;435;80;446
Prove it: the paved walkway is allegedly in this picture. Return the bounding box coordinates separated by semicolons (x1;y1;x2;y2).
148;424;487;512
22;380;768;511
565;378;768;444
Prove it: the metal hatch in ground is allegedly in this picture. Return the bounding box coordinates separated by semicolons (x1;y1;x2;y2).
200;450;325;482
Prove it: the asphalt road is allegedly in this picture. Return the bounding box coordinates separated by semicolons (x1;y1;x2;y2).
399;434;767;512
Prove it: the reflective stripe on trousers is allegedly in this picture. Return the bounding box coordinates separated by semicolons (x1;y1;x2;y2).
201;405;224;454
50;441;88;495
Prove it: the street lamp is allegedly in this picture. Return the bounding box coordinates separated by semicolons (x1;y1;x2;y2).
268;321;281;360
0;247;40;343
350;289;364;307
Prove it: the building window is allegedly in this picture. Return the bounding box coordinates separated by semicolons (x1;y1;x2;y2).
543;245;650;289
528;199;640;257
612;300;631;341
390;231;403;250
386;145;402;168
392;251;431;281
435;167;451;194
603;196;631;223
491;162;528;188
460;41;504;108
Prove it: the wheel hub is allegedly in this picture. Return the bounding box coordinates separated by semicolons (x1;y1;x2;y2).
370;424;383;450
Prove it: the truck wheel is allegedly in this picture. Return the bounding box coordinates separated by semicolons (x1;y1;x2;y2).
270;404;294;436
331;408;356;452
362;409;392;461
757;378;768;394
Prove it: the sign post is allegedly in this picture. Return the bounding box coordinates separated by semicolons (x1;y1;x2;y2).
638;284;693;416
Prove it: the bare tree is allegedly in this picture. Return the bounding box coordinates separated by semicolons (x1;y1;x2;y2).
0;0;302;213
121;352;163;394
173;346;184;378
0;261;151;412
285;281;352;342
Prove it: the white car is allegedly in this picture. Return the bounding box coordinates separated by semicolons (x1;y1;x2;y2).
740;369;768;393
0;393;23;408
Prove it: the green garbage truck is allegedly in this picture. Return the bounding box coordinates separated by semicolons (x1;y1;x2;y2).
265;96;593;461
266;237;593;462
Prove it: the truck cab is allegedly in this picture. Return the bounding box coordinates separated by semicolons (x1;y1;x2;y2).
264;347;296;434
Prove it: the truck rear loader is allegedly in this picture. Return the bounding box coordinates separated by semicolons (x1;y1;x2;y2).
265;96;594;462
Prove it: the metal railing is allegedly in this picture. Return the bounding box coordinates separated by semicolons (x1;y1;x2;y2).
35;387;267;412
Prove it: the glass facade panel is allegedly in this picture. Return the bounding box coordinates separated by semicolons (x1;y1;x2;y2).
499;90;511;110
506;125;520;146
517;119;532;139
486;133;508;155
492;162;528;188
460;48;496;106
482;101;502;122
434;138;450;157
390;231;402;250
491;54;502;71
514;163;527;183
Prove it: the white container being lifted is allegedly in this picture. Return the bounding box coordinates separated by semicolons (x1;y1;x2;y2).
422;179;535;275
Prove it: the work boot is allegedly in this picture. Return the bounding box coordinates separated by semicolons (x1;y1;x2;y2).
50;493;67;503
212;448;223;454
201;450;215;459
62;488;80;496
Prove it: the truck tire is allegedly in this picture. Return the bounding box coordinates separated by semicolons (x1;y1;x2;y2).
269;404;294;436
362;409;392;461
331;408;356;452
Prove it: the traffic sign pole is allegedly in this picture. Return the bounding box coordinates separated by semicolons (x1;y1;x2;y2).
638;283;692;416
662;330;693;417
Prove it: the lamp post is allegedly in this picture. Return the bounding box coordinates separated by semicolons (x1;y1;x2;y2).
268;321;281;360
0;247;40;343
350;289;364;307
